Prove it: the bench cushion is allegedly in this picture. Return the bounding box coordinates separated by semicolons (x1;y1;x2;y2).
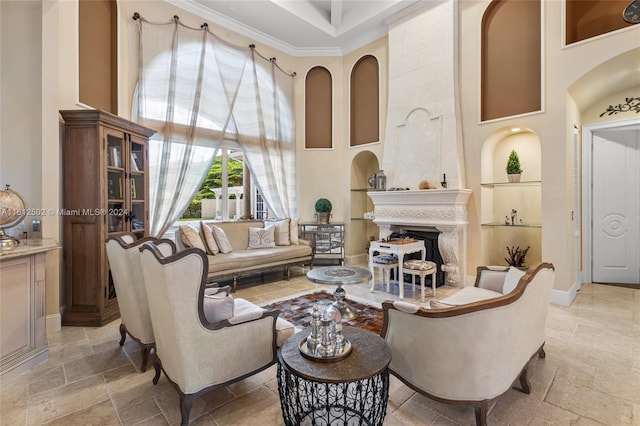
207;245;312;274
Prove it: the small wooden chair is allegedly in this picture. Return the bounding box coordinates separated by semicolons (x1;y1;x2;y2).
402;259;437;301
369;254;399;293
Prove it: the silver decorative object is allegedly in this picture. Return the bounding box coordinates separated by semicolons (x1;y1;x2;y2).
298;303;352;362
375;170;387;191
307;306;321;353
0;184;27;253
316;318;335;358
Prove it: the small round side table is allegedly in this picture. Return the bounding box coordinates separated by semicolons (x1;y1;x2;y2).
306;266;371;319
277;327;391;426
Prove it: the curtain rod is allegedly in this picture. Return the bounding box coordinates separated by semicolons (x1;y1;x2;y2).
133;13;296;77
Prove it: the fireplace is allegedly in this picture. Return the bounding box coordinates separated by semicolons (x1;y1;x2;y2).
369;189;471;286
368;3;471;286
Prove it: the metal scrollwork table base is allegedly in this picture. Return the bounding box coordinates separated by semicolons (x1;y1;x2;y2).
277;326;391;426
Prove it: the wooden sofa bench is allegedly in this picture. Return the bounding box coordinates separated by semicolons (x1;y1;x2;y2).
177;219;312;291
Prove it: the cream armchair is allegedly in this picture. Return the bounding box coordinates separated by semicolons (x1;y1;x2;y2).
105;234;176;371
138;243;287;426
381;262;555;426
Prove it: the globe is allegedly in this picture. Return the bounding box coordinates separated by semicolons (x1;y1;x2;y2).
0;184;27;252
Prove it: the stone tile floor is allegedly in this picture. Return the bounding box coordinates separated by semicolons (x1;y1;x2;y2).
1;266;639;425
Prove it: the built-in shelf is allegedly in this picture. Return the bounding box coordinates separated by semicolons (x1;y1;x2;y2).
480;180;541;188
481;222;542;228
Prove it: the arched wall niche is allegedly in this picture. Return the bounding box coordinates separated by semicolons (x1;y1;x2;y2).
480;126;542;267
481;0;541;122
348;150;380;261
350;55;380;146
305;65;333;149
565;0;636;45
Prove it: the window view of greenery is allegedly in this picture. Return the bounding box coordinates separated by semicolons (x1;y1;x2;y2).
181;153;244;219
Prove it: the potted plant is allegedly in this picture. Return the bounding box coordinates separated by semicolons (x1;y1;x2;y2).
314;198;332;224
506;150;523;182
505;245;530;268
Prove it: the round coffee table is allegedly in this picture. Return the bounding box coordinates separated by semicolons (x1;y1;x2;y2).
277;326;391;426
306;266;372;319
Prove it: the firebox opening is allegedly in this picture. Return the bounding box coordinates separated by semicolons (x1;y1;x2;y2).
388;228;445;288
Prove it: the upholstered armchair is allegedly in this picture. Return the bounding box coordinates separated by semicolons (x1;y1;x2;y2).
381;262;555;426
138;243;288;426
105;234;176;371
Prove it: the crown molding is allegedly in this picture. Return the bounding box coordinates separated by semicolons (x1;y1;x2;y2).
166;0;304;56
165;0;391;57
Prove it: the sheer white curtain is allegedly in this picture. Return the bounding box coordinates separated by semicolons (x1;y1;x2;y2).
132;15;296;237
234;50;297;219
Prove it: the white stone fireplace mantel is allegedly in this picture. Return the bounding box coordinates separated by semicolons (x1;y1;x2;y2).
369;189;471;287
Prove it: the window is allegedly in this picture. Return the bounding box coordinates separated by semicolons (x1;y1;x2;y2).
182;147;271;221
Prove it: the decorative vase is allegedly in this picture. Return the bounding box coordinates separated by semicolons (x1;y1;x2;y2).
375;170;387;191
368;173;377;189
316;212;331;224
507;173;521;183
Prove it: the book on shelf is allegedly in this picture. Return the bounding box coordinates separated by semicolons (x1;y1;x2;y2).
132;152;143;171
109;146;122;168
131;153;139;171
131;179;137;199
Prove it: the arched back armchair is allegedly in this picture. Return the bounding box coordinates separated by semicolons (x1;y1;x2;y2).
105;233;176;371
138;243;283;426
381;262;555;425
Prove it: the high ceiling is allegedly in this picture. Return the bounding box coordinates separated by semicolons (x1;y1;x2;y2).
174;0;426;56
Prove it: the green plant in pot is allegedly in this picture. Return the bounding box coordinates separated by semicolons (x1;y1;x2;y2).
506;150;523;183
314;198;332;224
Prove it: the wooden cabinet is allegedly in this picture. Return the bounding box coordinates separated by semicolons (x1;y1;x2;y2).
60;110;155;326
0;241;59;382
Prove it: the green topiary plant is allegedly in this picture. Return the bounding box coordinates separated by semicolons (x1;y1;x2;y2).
314;198;332;213
506;150;523;175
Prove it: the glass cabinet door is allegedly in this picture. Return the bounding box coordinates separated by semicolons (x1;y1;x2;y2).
106;132;125;233
129;136;146;235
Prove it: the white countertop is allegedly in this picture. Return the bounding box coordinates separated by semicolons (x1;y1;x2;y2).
0;238;60;260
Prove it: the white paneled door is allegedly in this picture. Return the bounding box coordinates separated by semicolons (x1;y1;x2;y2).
591;127;640;285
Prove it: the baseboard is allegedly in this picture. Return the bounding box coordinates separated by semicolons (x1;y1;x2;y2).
345;253;368;265
550;281;579;306
46;313;61;334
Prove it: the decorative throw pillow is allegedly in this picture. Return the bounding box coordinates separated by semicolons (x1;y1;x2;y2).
290;218;300;245
502;266;525;294
211;225;233;254
203;294;234;323
248;225;276;249
178;224;207;252
199;222;219;255
266;218;291;246
429;299;455;309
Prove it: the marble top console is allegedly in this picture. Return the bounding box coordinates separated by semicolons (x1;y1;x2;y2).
1;239;60;382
